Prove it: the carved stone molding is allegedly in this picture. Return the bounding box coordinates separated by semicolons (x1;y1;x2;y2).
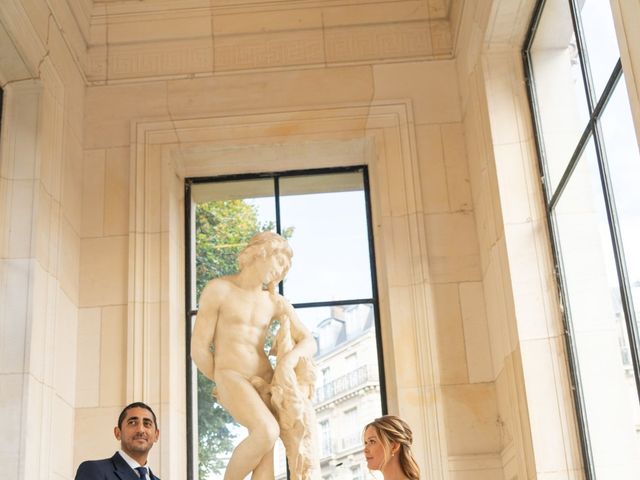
85;0;459;82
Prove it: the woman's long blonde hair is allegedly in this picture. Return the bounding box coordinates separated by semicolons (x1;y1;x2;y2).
363;415;420;480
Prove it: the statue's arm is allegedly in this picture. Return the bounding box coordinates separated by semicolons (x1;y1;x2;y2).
191;281;223;381
280;298;317;362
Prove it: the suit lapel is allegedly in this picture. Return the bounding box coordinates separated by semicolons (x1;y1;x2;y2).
111;452;160;480
111;452;139;480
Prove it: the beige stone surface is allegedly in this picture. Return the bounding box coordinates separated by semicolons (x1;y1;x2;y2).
373;60;461;125
34;186;52;269
54;289;78;404
432;283;469;385
76;308;101;407
84;82;170;149
1;92;39;180
51;393;75;477
104;147;130;236
442;382;500;455
323;1;430;28
326;21;435;64
385;285;423;389
424;211;482;283
504;221;561;341
73;406;122;468
46;201;63;277
145;301;162;404
15;0;49;47
79;236;128;307
99;305;126;406
0;373;23;476
109;13;213;44
384;134;418;216
484;51;531;146
38;82;64;204
448;453;504;480
415;124;449;214
22;376;49;479
81;150;106;238
61;127;84;235
58;217;80;304
519;337;583;473
213;9;322;36
441;123;473;212
5;180;36;259
482;243;512;374
166;66;375;119
26;264;49;382
215;29;324;72
0;259;30;373
459;281;494;383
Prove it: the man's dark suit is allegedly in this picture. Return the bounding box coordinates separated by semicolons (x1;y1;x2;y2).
75;452;160;480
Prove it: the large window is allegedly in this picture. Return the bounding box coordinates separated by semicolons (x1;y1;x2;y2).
524;0;640;478
184;167;385;480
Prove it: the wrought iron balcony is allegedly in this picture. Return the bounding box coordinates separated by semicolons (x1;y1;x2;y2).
314;365;376;404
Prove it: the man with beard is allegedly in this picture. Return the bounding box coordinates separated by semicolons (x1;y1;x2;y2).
75;402;161;480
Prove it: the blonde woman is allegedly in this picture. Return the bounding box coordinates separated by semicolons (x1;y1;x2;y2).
363;415;420;480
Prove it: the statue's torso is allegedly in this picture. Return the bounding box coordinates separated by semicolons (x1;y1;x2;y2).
213;280;276;380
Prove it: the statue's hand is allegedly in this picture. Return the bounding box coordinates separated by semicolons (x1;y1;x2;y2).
279;350;300;370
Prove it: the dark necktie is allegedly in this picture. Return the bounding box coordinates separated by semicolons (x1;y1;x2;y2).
135;466;148;479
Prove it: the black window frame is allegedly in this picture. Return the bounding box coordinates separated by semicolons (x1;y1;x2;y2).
522;1;640;478
183;165;387;480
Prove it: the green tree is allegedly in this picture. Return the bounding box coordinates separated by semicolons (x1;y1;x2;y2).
194;199;292;479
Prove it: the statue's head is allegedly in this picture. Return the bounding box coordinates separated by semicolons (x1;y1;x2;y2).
238;231;293;292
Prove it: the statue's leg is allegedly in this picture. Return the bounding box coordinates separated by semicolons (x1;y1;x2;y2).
215;369;279;480
251;447;275;480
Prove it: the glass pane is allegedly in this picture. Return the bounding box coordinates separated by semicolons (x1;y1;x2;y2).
192;179;276;299
192;178;276;479
600;75;640;362
286;304;383;480
553;139;640;478
530;0;590;195
576;0;620;100
279;172;373;304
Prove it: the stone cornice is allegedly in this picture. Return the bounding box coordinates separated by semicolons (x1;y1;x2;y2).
83;0;458;83
92;0;451;20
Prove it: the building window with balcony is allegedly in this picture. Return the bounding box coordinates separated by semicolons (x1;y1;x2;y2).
524;0;640;477
185;167;385;479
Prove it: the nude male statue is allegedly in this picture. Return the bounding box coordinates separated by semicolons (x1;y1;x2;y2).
191;231;318;480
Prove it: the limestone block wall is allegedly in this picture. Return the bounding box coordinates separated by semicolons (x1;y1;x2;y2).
0;1;86;479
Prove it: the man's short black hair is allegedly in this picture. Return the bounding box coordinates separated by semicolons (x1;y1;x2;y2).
117;402;158;430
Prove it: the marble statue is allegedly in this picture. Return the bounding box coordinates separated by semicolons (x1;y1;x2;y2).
191;231;320;480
